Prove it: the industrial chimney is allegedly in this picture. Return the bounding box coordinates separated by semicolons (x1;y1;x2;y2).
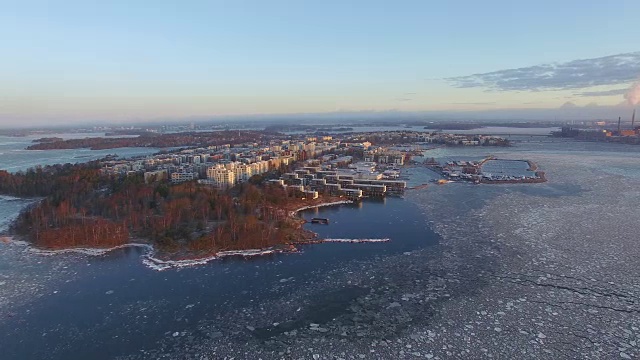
617;116;621;134
633;109;636;129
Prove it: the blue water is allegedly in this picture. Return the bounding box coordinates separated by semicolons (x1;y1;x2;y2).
0;197;437;360
0;134;161;173
0;195;34;231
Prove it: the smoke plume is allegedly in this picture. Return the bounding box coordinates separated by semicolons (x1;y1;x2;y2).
625;81;640;105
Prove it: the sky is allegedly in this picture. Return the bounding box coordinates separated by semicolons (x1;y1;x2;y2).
1;0;639;126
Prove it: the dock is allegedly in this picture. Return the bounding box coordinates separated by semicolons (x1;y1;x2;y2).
310;218;330;224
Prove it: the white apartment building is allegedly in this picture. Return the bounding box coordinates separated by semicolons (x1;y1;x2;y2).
171;172;197;184
251;160;269;175
234;163;253;183
207;167;235;188
205;160;272;188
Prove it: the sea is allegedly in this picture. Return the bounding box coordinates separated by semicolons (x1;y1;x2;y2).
1;130;639;359
0;133;159;173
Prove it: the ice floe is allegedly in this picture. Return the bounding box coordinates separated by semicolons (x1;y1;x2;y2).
321;238;390;243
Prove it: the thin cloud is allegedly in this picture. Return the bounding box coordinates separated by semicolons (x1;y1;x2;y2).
447;52;640;91
450;102;496;105
574;88;628;97
396;98;413;102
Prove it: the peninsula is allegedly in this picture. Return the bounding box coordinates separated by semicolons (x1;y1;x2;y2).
2;130;519;259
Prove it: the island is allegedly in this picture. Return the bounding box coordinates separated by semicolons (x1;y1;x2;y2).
26;130;268;150
32;137;64;143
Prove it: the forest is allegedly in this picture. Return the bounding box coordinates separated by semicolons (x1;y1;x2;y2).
2;163;316;256
26;130;270;150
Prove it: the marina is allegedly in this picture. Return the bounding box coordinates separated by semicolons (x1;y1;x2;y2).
424;156;546;184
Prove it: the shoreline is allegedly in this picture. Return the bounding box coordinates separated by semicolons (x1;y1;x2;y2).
2;236;290;271
3;234;389;271
1;198;377;271
289;199;354;217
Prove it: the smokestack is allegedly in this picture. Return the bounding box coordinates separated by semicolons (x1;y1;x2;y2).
633;109;636;129
618;116;621;134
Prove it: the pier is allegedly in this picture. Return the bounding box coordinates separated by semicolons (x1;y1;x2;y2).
310;218;330;224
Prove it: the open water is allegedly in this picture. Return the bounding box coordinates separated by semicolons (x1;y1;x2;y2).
0;133;159;173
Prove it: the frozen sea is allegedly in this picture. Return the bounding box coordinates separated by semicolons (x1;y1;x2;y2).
1;136;640;359
0;133;160;173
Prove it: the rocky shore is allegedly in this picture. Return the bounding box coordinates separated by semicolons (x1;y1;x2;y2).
3;197;356;271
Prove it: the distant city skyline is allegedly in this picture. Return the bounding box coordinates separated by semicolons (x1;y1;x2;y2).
1;0;639;126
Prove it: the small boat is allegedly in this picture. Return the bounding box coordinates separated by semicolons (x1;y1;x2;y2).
310;218;329;224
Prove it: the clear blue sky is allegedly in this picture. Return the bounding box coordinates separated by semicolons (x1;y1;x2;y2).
1;0;639;125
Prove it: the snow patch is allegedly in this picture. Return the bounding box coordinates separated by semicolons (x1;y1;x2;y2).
290;200;353;217
142;254;219;271
322;238;390;243
4;237;294;271
0;195;22;201
28;243;153;257
143;248;284;271
217;248;278;257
